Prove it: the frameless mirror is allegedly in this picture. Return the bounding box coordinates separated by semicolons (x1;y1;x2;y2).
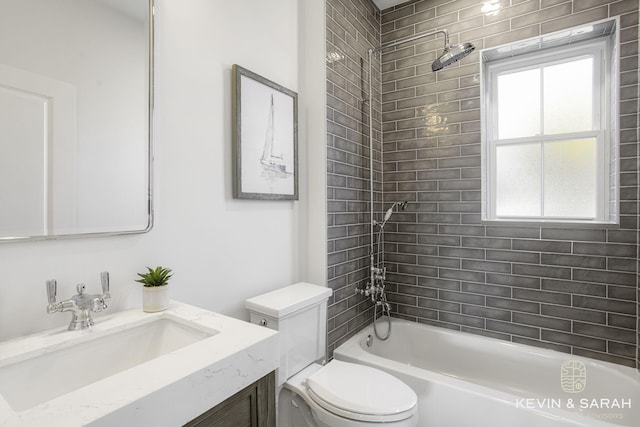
0;0;153;241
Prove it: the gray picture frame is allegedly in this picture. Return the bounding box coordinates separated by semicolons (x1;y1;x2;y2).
232;65;298;200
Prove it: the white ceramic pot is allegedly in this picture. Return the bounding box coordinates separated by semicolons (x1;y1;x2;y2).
142;285;169;312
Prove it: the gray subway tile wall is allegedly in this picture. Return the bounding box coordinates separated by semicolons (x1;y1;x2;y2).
327;0;639;369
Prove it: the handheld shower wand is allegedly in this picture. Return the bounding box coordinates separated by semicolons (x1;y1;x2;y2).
379;201;408;229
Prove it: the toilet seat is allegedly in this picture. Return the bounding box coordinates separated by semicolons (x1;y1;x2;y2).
305;360;417;423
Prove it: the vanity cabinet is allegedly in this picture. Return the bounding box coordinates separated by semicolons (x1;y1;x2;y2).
184;371;275;427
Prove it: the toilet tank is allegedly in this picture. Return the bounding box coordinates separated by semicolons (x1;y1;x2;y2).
245;283;332;386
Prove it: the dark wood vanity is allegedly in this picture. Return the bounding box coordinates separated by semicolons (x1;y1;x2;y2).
184;371;275;427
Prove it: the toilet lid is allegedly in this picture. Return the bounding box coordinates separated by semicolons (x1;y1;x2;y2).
306;360;417;421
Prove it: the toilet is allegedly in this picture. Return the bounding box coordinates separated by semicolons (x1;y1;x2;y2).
245;282;418;427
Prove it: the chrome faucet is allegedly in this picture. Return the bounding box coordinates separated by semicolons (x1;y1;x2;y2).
46;272;111;330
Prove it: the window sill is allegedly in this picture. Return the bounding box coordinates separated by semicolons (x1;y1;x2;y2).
481;219;619;229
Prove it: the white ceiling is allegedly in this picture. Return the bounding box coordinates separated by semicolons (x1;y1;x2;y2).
372;0;411;11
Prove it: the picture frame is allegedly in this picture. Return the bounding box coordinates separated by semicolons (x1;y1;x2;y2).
232;64;298;200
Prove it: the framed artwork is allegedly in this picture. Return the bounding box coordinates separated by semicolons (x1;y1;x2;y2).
232;64;298;200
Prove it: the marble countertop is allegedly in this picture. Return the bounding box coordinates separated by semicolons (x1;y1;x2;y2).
0;301;278;426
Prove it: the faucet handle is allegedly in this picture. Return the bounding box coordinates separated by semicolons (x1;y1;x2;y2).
46;279;57;304
100;271;110;299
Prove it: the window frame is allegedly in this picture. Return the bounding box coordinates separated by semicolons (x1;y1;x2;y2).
481;22;619;226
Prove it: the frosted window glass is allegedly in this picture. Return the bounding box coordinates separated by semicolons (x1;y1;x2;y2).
544;139;597;218
497;69;540;139
496;144;541;216
544;58;593;134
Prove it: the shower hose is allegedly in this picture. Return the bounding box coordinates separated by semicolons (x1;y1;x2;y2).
373;291;391;341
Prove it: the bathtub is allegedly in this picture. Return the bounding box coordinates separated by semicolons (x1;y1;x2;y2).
334;318;640;427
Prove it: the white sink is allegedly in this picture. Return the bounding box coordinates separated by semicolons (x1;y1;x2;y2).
0;301;278;427
0;317;216;411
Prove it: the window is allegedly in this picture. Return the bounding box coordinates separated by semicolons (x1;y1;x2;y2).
481;19;618;224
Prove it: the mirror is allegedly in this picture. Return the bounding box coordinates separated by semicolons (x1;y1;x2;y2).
0;0;153;241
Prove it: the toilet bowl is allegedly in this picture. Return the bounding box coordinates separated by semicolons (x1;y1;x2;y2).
246;283;418;427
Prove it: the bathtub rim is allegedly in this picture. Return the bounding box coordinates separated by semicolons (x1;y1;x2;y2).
336;317;640;380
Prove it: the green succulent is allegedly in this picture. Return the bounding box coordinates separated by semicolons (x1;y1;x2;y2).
135;266;173;287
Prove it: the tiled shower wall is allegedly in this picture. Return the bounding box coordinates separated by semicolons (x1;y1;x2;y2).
326;0;382;355
379;0;639;368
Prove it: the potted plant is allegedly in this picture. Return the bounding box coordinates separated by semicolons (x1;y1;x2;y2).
136;266;173;312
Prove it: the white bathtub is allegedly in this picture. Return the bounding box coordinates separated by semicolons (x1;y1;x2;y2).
334;318;640;427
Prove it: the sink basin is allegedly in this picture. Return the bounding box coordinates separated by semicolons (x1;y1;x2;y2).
0;316;216;411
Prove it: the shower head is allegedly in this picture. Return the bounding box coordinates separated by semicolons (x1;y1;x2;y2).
432;41;476;72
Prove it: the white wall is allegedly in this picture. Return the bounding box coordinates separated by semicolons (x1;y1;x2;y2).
299;0;328;288
0;0;327;342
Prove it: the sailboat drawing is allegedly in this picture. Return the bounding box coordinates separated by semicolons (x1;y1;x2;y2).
260;94;289;178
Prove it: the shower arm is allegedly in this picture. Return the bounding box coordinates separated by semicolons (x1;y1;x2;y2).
368;29;450;56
